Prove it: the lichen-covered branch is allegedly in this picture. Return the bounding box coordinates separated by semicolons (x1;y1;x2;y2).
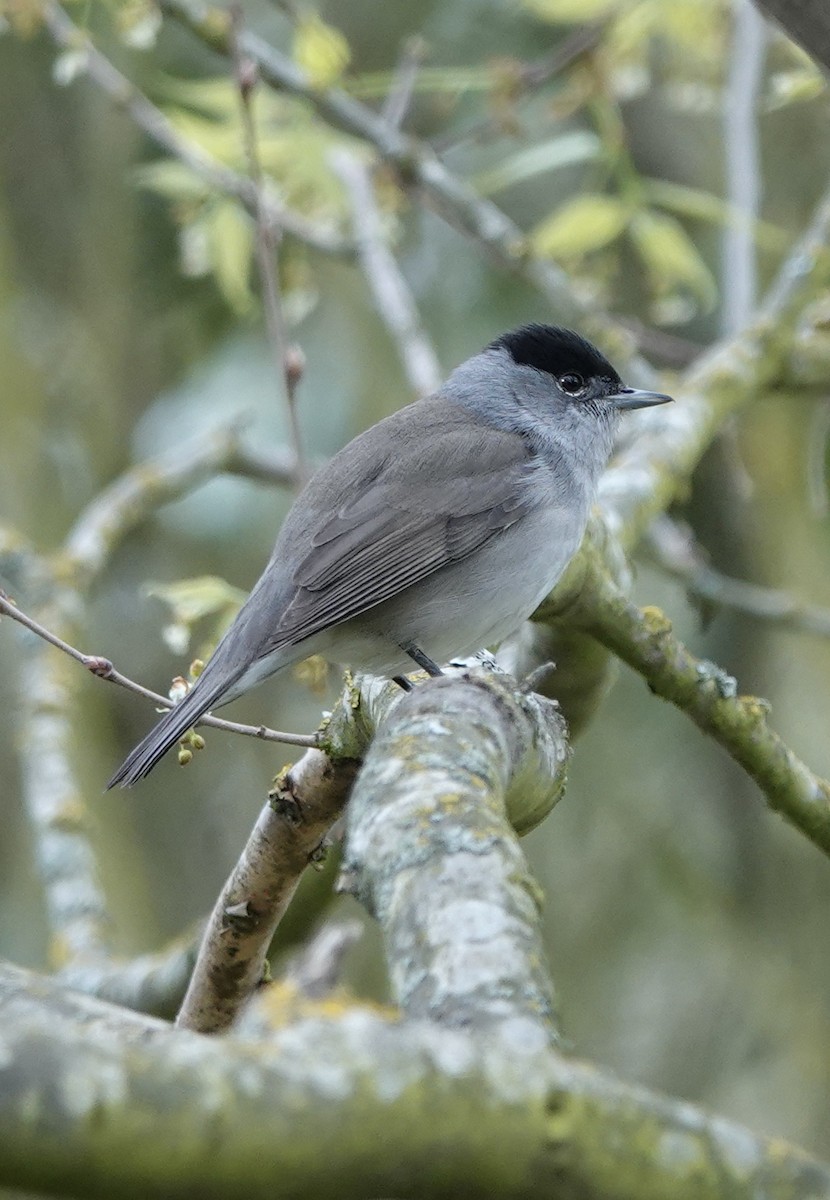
174;747;360;1033
646;515;830;640
176;663;567;1034
1;422;308;972
341;670;569;1035
1;961;828;1200
58;928;201;1019
598;175;830;549
15;590;115;967
565;548;830;856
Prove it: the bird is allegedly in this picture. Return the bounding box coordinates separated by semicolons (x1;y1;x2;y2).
108;324;671;787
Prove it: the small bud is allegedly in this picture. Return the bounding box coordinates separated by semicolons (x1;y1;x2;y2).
284;343;306;389
191;734;206;751
178;748;193;767
238;55;258;98
169;676;189;703
190;659;205;679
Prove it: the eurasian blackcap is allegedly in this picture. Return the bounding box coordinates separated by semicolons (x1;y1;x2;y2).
108;324;671;786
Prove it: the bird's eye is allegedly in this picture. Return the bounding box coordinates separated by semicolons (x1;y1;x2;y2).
558;373;586;395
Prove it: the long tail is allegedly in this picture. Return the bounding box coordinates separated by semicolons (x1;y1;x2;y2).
106;670;240;788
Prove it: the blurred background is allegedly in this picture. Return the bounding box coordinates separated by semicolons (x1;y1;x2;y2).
1;0;830;1160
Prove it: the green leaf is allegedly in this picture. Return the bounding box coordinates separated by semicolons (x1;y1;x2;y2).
644;178;788;254
132;160;210;202
629;209;717;311
206;201;254;315
766;67;826;111
145;576;247;656
116;0;161;49
145;576;247;625
345;65;493;100
474;131;601;195
531;194;629;259
293;14;351;88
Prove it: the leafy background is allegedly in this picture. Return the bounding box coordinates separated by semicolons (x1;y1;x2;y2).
1;0;830;1155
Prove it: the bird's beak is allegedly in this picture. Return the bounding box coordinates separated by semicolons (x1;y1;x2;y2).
609;386;674;411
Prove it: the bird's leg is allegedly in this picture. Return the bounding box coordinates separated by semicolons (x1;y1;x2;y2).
401;643;443;677
392;675;414;692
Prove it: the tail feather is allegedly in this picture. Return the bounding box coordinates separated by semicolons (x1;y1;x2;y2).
106;673;236;788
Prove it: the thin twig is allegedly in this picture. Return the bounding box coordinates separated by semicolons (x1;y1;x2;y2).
568;551;830;857
331;148;442;397
230;5;308;488
159;0;656;381
433;23;604;154
381;36;427;131
0;592;317;749
41;1;350;257
646;516;830;639
721;0;766;335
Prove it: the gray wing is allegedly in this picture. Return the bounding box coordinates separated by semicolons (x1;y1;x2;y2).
262;412;536;653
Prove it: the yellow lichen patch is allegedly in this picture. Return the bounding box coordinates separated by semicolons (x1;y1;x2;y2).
641;605;673;636
737;695;773;724
48;931;74;970
292;654;329;697
270;763;293;793
50;794;88;832
251;979;399;1031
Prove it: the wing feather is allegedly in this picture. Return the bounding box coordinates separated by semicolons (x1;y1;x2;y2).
262;420;537;653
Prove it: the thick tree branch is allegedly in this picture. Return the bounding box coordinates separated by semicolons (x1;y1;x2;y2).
1;423;311;970
1;961;828;1200
175;745;359;1033
597;172;830;548
645;516;830;640
58;929;201;1019
341;669;568;1034
564;546;830;856
176;664;568;1033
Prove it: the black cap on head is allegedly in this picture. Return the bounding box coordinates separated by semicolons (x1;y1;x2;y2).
489;324;621;387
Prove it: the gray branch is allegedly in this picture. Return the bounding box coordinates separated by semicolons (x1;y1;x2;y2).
341;670;568;1034
1;958;828;1198
331;148;443;397
176;665;568;1033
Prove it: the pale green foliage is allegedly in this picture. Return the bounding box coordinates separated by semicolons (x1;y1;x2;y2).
144;576;247;658
292;13;351;88
532;194;630;258
629;208;716;311
767;66;826;111
473;131;601;195
134;77;354;312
